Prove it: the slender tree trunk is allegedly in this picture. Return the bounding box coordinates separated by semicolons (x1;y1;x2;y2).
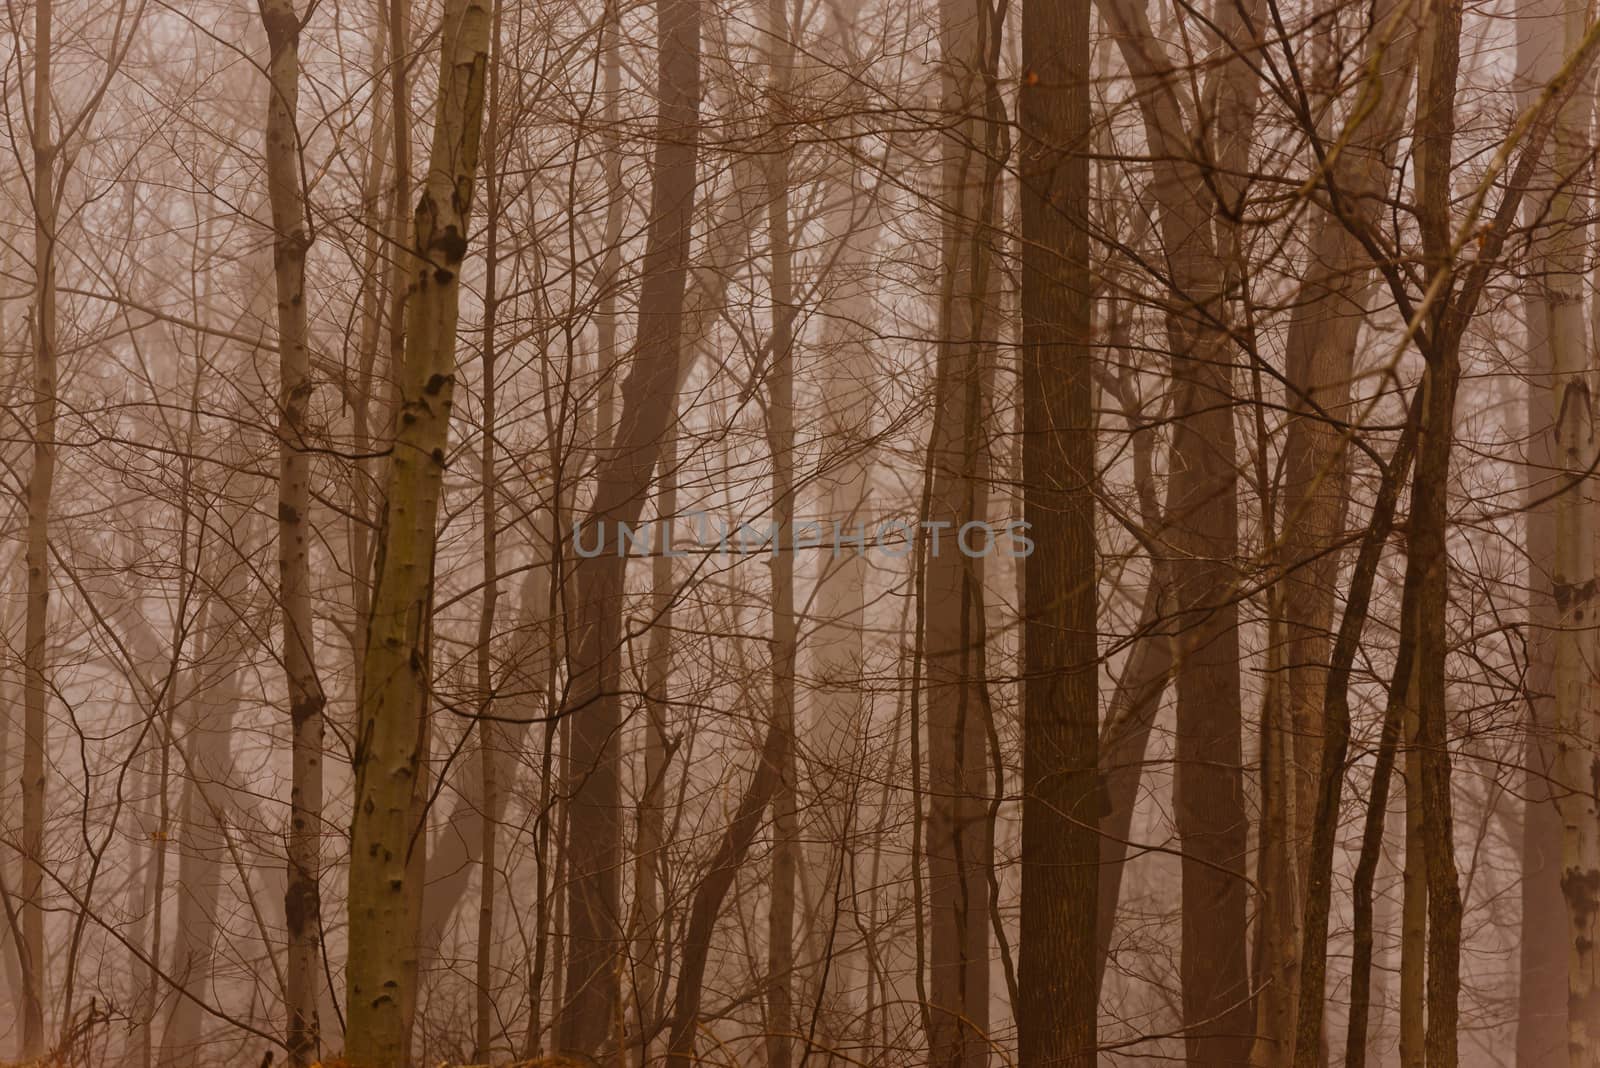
156;613;249;1063
1411;9;1466;1062
1400;682;1426;1068
1270;0;1417;1057
1518;165;1565;1066
803;164;880;1057
925;0;1001;1061
343;0;494;1059
259;2;329;1062
1293;389;1422;1065
1343;649;1411;1068
1016;0;1097;1059
473;8;504;1055
765;4;798;1061
19;0;55;1051
559;0;699;1051
631;412;675;1068
666;714;790;1067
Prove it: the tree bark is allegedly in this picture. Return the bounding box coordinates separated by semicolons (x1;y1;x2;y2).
19;0;55;1051
1519;0;1600;1056
343;0;493;1059
1016;0;1097;1059
473;7;504;1055
765;5;799;1063
258;1;329;1061
925;0;1002;1061
1411;8;1466;1062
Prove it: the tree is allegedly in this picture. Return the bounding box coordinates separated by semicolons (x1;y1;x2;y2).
923;0;1003;1060
257;0;328;1060
1016;0;1097;1061
343;0;494;1059
558;0;701;1051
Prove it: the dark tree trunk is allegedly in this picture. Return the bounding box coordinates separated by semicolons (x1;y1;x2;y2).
1016;0;1098;1060
558;0;700;1053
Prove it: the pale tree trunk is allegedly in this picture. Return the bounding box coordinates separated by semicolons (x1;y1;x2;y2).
1091;319;1174;1000
801;147;881;1058
925;0;1001;1061
259;2;329;1062
1533;0;1600;1049
157;504;260;1066
1519;232;1565;1068
348;4;392;688
1518;0;1596;1058
595;0;625;450
1015;0;1096;1059
343;0;494;1059
19;0;55;1051
559;0;699;1051
765;1;798;1063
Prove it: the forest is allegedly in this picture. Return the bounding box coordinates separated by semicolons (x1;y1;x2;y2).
2;0;1598;1061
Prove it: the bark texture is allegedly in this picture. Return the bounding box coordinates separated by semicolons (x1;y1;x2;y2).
1017;0;1097;1059
19;0;55;1051
343;0;493;1059
925;0;1002;1060
258;1;329;1061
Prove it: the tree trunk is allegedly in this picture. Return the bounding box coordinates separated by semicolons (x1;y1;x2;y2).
1518;188;1566;1067
158;503;259;1066
1270;0;1417;1056
1400;683;1426;1068
473;8;504;1055
665;717;791;1067
343;0;494;1059
1519;0;1600;1056
1092;0;1256;1055
258;2;329;1062
1293;389;1422;1066
802;153;881;1059
925;0;1001;1061
631;413;675;1067
1016;0;1097;1060
19;0;55;1051
765;5;798;1062
558;0;699;1052
1411;8;1466;1062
